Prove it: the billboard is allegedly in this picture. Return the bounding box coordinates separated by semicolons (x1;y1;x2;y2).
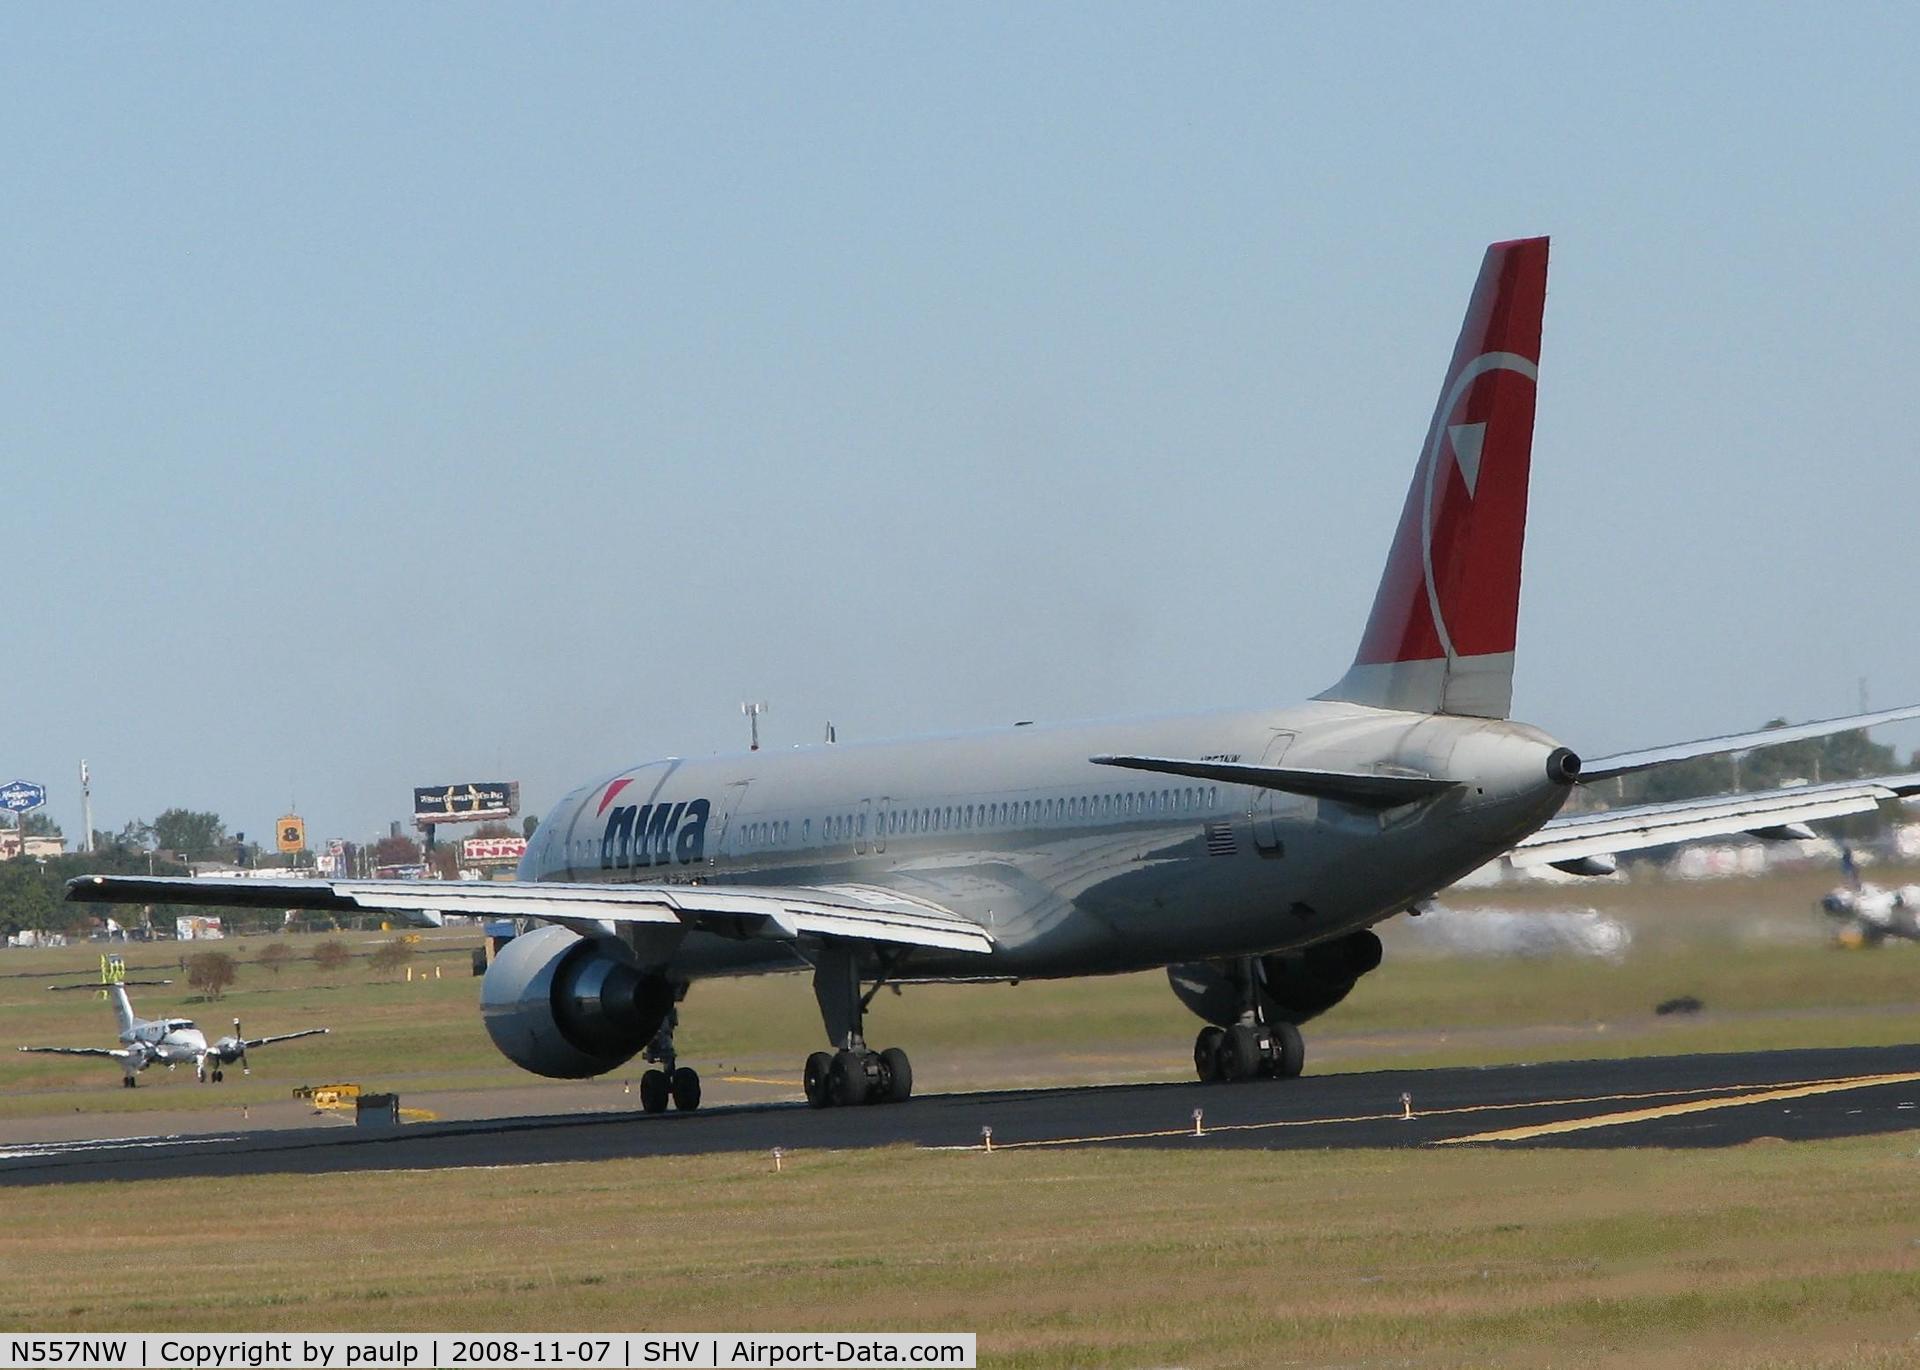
175;916;225;941
462;835;527;866
413;781;519;825
276;814;307;853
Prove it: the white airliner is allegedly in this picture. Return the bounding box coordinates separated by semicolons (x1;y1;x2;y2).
69;237;1920;1114
19;968;328;1087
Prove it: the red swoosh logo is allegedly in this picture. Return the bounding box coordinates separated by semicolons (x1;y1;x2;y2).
596;777;636;816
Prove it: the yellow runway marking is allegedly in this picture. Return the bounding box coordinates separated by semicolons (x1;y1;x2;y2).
721;1075;797;1087
927;1073;1920;1152
1434;1071;1920;1145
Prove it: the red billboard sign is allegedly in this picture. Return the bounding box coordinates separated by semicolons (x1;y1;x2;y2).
462;836;527;865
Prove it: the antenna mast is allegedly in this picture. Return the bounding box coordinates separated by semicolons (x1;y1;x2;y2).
742;701;769;751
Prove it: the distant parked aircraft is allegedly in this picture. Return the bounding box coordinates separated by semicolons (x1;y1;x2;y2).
1821;848;1920;948
18;959;327;1087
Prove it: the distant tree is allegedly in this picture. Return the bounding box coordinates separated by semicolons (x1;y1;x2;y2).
258;942;292;975
472;822;516;839
0;862;59;936
369;938;416;974
373;834;421;867
1623;720;1900;806
1741;722;1894;792
1634;753;1738;804
523;815;540;838
427;846;460;879
113;819;155;851
312;939;352;972
153;809;228;860
187;951;238;1000
22;812;62;838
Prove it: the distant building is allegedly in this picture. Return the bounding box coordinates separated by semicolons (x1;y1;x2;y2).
0;832;65;860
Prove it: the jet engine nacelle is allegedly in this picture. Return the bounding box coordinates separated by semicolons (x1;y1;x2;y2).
1168;929;1384;1028
480;923;677;1079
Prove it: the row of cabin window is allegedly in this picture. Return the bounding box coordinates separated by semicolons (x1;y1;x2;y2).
735;786;1219;852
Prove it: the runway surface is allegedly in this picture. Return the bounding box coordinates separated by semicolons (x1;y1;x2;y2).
5;1042;1918;1185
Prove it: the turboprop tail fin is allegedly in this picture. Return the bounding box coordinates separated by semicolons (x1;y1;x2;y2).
1318;236;1548;719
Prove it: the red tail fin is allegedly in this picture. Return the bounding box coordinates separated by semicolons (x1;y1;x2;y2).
1320;237;1548;719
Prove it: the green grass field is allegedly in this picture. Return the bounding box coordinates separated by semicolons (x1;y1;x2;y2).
3;1138;1918;1367
7;868;1919;1117
3;869;1919;1364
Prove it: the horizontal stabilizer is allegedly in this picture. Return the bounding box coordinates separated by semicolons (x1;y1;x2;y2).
1510;772;1920;869
1580;703;1920;782
1089;754;1457;810
48;979;170;991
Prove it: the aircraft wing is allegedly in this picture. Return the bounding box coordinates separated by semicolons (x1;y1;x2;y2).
17;1046;134;1060
1510;773;1920;869
65;875;995;956
240;1028;330;1049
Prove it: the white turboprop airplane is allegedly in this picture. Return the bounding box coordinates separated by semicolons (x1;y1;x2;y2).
18;967;328;1087
68;237;1920;1114
1820;848;1920;947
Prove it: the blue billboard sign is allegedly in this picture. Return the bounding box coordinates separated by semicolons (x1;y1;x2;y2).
1;780;47;814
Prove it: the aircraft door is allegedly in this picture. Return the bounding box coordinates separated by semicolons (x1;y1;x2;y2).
1250;731;1298;855
710;781;751;870
854;798;873;855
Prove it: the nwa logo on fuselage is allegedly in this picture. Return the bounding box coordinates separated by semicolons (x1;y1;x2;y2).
600;797;711;870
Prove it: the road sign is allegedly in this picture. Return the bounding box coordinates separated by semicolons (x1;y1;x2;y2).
0;780;46;814
277;814;307;853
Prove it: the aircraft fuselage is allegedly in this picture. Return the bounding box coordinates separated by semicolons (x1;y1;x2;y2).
518;699;1573;981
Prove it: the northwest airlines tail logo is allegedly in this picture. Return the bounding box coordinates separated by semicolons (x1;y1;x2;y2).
601;797;711;869
1419;350;1538;662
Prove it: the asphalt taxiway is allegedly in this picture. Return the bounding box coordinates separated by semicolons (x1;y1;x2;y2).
4;1042;1917;1186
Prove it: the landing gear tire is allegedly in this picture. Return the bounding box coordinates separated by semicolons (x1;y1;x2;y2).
829;1049;874;1107
669;1066;702;1112
1272;1022;1305;1079
212;1069;224;1083
122;1076;136;1090
879;1046;913;1103
1219;1024;1266;1081
639;1068;670;1114
803;1051;835;1109
1194;1027;1225;1082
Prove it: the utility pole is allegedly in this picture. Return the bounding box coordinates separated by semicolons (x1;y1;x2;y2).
742;701;769;751
80;760;93;854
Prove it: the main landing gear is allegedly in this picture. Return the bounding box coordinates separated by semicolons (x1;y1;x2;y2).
637;1003;701;1114
802;946;913;1108
1194;957;1305;1083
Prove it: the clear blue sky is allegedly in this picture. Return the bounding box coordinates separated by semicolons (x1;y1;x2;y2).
5;6;1917;847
